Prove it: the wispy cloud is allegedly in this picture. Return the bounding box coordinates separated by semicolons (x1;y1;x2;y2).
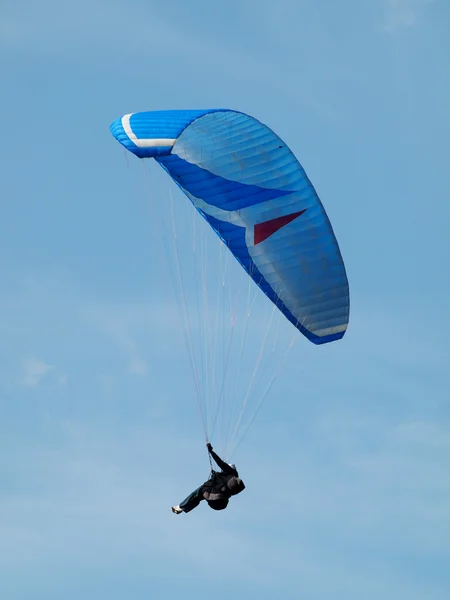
22;358;55;387
383;0;434;33
21;357;67;388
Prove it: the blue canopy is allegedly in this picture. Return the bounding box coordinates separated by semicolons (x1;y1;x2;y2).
111;109;349;344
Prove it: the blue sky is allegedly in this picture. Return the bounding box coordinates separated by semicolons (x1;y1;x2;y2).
1;0;449;598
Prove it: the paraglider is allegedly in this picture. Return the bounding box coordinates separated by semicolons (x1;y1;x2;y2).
171;443;245;514
110;108;349;464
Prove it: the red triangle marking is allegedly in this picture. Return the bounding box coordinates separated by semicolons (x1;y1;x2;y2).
254;209;307;245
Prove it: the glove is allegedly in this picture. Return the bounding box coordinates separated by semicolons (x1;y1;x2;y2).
206;442;213;452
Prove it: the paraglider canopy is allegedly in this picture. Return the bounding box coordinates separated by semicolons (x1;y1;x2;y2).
111;108;349;345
